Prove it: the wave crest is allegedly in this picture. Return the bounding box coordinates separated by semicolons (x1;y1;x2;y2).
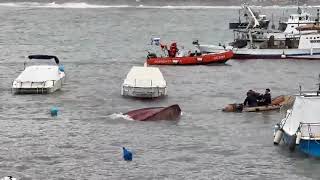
109;113;133;121
0;2;313;9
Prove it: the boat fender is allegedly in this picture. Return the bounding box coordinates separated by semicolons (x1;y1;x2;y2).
281;51;286;59
50;106;59;117
122;147;133;161
296;131;302;145
273;124;280;137
289;134;297;152
59;65;65;72
273;129;283;145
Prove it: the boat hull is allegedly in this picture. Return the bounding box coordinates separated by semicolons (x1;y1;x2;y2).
124;104;181;121
12;77;65;94
198;45;320;60
121;86;167;98
223;95;293;112
147;51;233;65
283;132;320;157
233;48;320;60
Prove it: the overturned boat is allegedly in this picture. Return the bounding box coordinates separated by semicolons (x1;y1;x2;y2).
223;95;294;112
124;104;181;121
121;66;167;98
274;86;320;157
146;38;233;65
12;55;65;94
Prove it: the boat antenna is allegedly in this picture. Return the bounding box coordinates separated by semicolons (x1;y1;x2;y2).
318;73;320;91
317;9;320;26
271;14;275;29
238;9;241;24
299;84;302;95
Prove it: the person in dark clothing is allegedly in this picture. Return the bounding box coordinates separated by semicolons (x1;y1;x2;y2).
248;89;263;101
243;92;258;107
258;88;272;106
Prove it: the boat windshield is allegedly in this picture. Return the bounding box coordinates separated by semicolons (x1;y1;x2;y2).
26;59;58;67
25;55;59;67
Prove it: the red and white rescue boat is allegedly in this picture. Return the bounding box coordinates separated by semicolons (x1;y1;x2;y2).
146;39;234;65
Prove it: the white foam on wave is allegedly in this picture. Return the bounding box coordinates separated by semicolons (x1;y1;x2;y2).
109;113;134;121
0;2;129;9
0;2;316;10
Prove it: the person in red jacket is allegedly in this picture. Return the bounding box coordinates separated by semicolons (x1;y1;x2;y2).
168;42;178;57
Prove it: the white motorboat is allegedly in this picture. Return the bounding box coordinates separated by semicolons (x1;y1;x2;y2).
12;55;66;94
121;66;167;98
274;83;320;157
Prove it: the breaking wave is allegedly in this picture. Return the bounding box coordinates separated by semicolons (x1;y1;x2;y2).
109;113;133;121
0;2;315;10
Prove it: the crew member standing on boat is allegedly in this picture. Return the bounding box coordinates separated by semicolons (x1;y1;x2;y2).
168;42;178;57
243;91;258;107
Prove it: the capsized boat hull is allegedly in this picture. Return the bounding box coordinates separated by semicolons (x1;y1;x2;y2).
222;95;294;112
147;51;233;65
124;104;181;121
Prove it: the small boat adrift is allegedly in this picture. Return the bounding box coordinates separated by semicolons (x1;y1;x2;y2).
222;95;294;112
124;104;181;121
12;55;66;94
121;66;167;98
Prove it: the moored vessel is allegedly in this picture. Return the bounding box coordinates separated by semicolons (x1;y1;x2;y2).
12;55;65;94
121;66;167;98
146;38;233;65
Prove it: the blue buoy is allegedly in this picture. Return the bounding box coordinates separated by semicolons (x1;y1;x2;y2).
122;147;132;161
58;65;64;72
50;106;59;117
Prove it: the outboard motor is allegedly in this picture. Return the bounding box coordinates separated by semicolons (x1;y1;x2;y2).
147;52;157;59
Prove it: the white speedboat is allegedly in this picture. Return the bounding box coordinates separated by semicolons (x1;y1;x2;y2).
12;55;65;94
274;84;320;157
121;66;167;98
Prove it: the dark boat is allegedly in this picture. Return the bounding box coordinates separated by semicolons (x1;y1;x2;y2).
124;104;181;121
222;95;294;112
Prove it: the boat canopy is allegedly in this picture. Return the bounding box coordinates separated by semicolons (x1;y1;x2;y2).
282;96;320;136
123;66;166;88
28;55;60;64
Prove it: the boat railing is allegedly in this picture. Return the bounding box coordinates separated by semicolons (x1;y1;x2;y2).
299;122;320;139
17;80;56;89
298;90;320;97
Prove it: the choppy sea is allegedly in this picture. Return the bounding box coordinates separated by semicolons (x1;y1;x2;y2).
1;1;320;179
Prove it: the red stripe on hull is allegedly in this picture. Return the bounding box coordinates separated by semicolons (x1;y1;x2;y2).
147;51;233;65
